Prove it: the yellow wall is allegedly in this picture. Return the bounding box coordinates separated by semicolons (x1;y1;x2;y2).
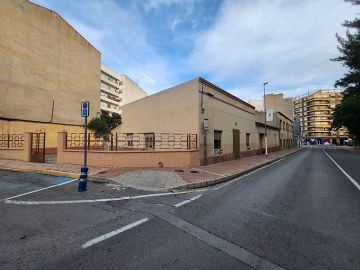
256;125;279;150
0;0;100;125
198;80;257;161
0;119;83;148
115;78;259;165
57;132;199;168
120;75;148;106
265;93;294;120
115;79;200;134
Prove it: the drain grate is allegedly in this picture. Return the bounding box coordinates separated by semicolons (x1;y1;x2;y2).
190;170;199;173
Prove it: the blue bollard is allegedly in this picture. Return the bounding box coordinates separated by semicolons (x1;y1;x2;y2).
78;166;88;192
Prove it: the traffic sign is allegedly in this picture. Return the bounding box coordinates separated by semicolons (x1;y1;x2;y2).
81;101;90;117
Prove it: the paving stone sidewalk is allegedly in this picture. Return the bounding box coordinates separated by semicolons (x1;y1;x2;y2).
0;159;106;179
0;148;302;190
96;148;303;190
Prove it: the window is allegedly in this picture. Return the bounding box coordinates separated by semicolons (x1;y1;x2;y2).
246;133;250;148
214;131;222;150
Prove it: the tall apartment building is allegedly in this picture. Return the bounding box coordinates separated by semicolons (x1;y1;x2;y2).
100;65;147;115
293;90;348;144
100;65;122;114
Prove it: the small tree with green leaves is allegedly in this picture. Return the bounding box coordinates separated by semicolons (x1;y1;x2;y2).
100;110;122;130
87;117;110;138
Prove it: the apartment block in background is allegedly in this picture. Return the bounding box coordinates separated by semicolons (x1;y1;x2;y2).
293;90;348;145
100;65;147;115
100;65;122;114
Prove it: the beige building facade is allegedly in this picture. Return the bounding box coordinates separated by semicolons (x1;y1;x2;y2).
115;77;279;166
100;65;147;115
264;93;294;120
120;75;148;108
250;93;293;120
251;93;295;149
0;0;101;149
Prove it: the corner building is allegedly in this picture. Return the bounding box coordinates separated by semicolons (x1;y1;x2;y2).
114;77;281;166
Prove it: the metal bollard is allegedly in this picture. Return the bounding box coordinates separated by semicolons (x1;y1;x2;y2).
78;166;88;192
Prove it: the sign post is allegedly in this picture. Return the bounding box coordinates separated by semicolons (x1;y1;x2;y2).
78;101;89;192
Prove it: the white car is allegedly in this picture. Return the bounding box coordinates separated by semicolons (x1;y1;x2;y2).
324;142;330;145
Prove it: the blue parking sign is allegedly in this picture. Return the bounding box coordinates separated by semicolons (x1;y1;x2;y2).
81;101;90;117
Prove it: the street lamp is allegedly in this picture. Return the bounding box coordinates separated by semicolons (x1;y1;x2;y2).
263;82;268;157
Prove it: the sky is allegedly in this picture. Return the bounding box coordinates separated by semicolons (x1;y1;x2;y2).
31;0;358;101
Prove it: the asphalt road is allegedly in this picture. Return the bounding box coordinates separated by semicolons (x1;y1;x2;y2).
0;147;359;269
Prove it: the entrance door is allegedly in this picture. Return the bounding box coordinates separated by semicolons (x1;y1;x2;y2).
30;132;45;163
233;129;240;159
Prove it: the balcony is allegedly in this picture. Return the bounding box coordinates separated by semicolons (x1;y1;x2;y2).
100;103;120;114
100;83;119;95
101;74;120;88
100;94;120;105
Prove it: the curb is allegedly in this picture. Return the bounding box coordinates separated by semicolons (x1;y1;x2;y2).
0;166;115;183
171;148;303;191
0;166;78;179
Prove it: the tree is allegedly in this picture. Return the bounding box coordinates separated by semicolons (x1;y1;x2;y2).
331;0;360;145
100;110;122;130
87;110;122;138
87;117;110;138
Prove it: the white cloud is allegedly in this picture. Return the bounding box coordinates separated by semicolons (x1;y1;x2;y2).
169;17;182;32
188;0;357;98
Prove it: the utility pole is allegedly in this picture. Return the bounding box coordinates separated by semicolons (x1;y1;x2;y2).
263;82;268;157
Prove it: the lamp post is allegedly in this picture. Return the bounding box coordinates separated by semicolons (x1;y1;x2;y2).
263;82;268;157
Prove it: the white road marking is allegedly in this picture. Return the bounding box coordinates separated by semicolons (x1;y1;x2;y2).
322;148;360;191
4;178;77;200
194;168;226;177
81;218;150;249
2;190;205;205
213;158;285;190
173;194;203;208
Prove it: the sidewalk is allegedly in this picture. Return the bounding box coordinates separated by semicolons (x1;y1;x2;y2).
97;148;302;190
0;159;106;179
0;148;302;191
